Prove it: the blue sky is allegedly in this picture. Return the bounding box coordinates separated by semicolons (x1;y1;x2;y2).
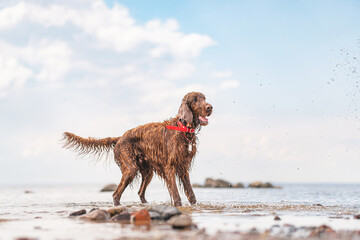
0;0;359;186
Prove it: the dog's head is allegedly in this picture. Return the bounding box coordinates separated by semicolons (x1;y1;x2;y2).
178;92;213;128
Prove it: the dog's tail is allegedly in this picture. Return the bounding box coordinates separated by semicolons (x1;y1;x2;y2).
62;132;120;161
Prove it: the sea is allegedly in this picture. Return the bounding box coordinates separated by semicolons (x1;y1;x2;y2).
0;183;359;239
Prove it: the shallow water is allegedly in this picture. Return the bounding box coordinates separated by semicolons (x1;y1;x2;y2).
0;183;359;239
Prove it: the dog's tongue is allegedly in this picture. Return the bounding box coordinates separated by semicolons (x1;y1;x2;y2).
199;116;208;122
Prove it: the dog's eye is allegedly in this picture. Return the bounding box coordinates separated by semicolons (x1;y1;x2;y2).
193;97;197;103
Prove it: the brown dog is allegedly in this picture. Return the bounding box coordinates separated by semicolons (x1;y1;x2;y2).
62;92;212;206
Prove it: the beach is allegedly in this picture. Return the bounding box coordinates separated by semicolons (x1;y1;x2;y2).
0;183;359;239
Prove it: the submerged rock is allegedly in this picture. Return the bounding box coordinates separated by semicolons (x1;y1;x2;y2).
248;181;274;188
69;209;86;217
204;178;232;188
100;183;117;192
80;209;110;221
168;215;192;229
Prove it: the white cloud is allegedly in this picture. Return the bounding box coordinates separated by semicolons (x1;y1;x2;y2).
0;54;32;93
0;1;214;59
0;0;215;96
219;80;239;90
211;70;233;78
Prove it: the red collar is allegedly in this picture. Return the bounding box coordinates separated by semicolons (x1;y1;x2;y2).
166;121;195;133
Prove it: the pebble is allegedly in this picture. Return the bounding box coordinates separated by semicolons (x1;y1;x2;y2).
309;224;335;237
162;207;181;220
80;209;110;221
274;216;281;221
130;209;151;224
354;214;360;219
148;210;162;220
168;215;192;229
107;206;127;216
110;212;130;221
69;209;86;217
149;205;181;220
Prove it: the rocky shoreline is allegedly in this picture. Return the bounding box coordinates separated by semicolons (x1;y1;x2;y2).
192;178;281;189
64;204;360;240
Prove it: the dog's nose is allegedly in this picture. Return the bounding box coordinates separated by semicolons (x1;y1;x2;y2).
206;104;213;112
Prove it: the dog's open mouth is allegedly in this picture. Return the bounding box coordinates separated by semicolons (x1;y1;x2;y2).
199;116;209;126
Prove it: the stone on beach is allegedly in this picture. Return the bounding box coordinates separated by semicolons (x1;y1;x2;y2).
309;225;335;237
110;212;130;221
80;209;110;221
130;209;151;224
168;215;192;229
148;210;162;220
354;214;360;219
107;206;127;216
100;183;117;192
69;209;86;217
204;178;232;188
274;216;281;221
150;205;181;220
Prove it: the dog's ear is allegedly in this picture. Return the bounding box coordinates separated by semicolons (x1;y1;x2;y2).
178;100;193;124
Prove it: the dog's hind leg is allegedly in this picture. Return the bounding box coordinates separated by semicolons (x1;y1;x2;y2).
112;168;137;206
138;168;153;203
112;142;138;206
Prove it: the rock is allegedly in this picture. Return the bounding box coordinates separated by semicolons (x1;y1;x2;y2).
148;210;162;220
100;183;117;192
274;216;281;221
204;178;232;188
313;203;324;207
354;214;360;219
168;215;192;229
248;181;274;188
89;208;99;213
110;212;130;221
107;206;127;216
309;225;335;237
80;209;110;221
149;205;181;220
233;183;245;188
192;183;203;188
24;190;33;194
130;209;151;224
150;205;167;214
162;207;181;220
69;209;86;217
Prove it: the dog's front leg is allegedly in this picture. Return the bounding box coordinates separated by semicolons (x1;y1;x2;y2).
164;167;182;206
179;172;197;205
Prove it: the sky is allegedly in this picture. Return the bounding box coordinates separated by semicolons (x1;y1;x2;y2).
0;0;360;186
